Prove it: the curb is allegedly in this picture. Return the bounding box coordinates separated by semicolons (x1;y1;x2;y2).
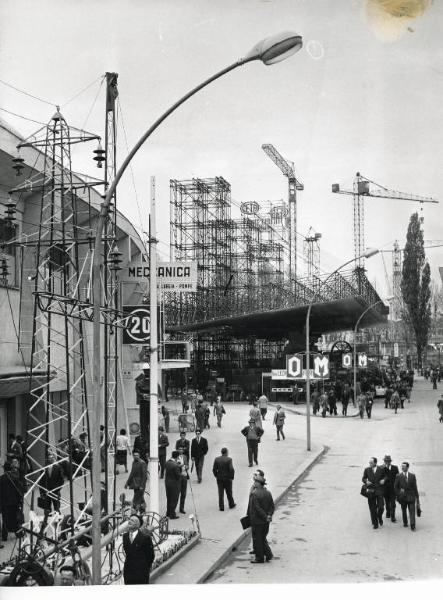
196;443;327;584
150;532;201;583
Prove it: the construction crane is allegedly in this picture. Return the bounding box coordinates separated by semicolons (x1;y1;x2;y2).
303;227;322;280
262;143;303;288
332;172;439;269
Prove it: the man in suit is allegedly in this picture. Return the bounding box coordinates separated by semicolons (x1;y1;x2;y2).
177;447;189;514
175;431;190;462
247;474;274;564
158;426;169;479
382;454;399;522
124;450;148;511
273;405;286;440
190;429;209;483
212;447;236;511
164;450;181;519
39;452;65;514
394;461;420;531
362;457;386;529
122;515;155;585
241;419;264;467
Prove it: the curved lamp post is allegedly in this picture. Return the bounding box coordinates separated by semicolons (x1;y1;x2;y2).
90;31;303;584
304;248;379;451
352;297;392;405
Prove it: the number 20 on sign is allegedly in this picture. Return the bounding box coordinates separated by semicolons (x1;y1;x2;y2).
122;306;150;345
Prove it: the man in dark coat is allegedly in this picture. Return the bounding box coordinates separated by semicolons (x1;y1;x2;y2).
394;461;420;531
122;515;155;585
164;451;181;519
194;402;206;432
39;452;65;514
362;457;386;529
212;447;236;511
241;419;264;467
190;429;209;483
175;431;190;461
382;454;399;522
248;474;274;564
158;426;169;479
0;462;24;542
124;451;148;511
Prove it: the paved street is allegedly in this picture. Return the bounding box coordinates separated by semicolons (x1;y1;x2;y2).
208;377;443;584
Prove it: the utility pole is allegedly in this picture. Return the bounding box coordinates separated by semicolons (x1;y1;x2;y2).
149;177;159;513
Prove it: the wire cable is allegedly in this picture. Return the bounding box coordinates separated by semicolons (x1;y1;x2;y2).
62;75;105;109
0;78;56;107
0;106;47;126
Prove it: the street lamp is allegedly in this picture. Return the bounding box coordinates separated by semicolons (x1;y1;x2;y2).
352;297;392;405
90;31;303;584
304;248;379;451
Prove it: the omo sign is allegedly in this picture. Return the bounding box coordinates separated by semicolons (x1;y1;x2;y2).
286;354;330;380
342;353;368;369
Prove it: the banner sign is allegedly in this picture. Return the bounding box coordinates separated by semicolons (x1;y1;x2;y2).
123;261;197;292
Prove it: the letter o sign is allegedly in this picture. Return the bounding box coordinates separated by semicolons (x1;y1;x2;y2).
287;355;302;377
342;353;352;369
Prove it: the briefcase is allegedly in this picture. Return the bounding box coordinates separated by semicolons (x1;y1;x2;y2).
240;515;250;530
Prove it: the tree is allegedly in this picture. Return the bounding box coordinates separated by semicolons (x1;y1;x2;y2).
401;213;432;367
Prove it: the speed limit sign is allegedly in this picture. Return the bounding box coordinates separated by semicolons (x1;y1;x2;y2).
122;305;150;345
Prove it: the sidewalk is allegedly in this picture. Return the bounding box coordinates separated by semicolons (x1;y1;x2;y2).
152;402;325;584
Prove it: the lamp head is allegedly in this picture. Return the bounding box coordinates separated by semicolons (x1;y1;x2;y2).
363;247;379;259
244;31;303;65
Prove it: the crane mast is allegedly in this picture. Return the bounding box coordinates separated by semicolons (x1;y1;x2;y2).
262;144;303;289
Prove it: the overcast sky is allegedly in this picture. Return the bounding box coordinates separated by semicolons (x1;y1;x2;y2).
0;0;442;299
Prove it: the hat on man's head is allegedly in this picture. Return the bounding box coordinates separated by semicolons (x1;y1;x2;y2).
384;455;392;461
255;474;266;485
158;426;164;432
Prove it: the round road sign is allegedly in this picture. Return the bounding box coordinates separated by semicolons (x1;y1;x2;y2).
123;307;150;344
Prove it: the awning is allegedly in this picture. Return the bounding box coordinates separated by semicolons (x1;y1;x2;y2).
0;367;49;398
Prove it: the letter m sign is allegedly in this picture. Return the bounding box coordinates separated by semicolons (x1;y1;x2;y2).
313;354;330;378
286;354;303;378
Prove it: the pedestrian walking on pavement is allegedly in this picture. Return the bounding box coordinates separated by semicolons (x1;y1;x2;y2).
320;391;328;417
258;394;268;421
365;395;373;419
213;397;226;428
190;429;208;483
158;426;169;479
312;388;320;415
382;455;399;522
0;462;24;543
273;405;286;440
342;382;350;416
358;393;366;419
249;402;262;428
431;369;438;390
175;430;190;461
361;457;386;529
161;405;170;432
437;395;443;423
241;419;264;467
39;451;65;514
248;473;274;564
177;447;189;514
164;451;181;519
122;514;155;585
124;451;148;511
394;461;421;531
391;388;400;414
116;428;131;473
212;447;236;511
194;401;206;432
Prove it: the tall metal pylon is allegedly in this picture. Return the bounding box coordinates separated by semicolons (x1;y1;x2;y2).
101;73;120;513
11;110;103;536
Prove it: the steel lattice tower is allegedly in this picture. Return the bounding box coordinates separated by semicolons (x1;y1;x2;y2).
12;110;102;534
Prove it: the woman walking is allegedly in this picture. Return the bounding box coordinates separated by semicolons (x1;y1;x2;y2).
116;428;131;473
